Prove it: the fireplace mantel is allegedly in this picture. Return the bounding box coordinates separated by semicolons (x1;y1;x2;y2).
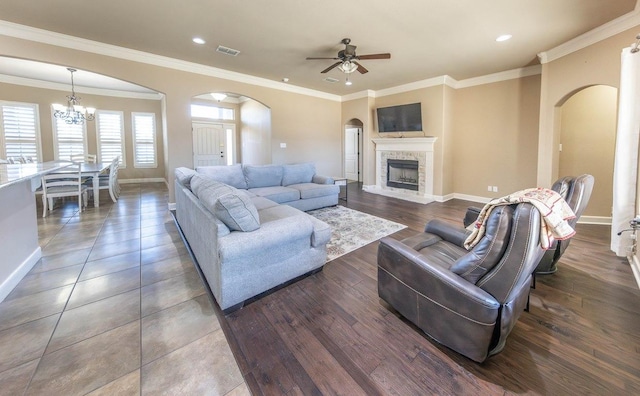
365;137;438;204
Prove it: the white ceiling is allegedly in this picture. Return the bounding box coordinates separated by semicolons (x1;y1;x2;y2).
0;0;637;95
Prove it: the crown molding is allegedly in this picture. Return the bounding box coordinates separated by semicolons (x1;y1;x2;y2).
375;76;450;98
0;20;341;102
0;74;164;100
341;90;375;102
454;65;542;88
538;5;640;64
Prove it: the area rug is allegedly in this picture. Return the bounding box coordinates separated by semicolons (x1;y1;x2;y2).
308;205;407;262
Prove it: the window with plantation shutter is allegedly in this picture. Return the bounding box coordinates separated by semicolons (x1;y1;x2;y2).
96;110;125;167
132;112;157;168
52;107;87;161
0;102;41;161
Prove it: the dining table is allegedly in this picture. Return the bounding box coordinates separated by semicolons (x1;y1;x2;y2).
50;162;111;207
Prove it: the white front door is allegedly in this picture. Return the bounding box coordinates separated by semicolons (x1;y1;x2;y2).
345;127;360;181
193;122;226;166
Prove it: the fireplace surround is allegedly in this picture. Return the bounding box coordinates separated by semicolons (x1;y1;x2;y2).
365;137;437;204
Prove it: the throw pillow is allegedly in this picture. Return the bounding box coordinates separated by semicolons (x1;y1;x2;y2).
190;174;235;209
282;163;316;186
175;167;198;190
214;192;260;232
244;164;284;188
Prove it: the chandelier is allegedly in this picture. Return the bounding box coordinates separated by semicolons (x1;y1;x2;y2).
53;68;96;125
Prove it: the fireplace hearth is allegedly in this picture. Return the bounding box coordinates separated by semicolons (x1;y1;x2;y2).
387;159;419;191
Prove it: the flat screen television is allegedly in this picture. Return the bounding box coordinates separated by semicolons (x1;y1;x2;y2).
376;103;423;133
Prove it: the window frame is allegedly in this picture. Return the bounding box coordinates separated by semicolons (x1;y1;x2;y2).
0;101;42;162
131;112;157;168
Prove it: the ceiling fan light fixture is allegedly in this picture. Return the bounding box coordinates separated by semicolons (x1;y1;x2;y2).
338;61;358;74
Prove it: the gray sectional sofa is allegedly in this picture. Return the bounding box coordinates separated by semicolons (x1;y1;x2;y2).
174;163;339;313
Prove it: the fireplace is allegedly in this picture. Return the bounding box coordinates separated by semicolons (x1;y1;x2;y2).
387;159;419;191
366;137;438;204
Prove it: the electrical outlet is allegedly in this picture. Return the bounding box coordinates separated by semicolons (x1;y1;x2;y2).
280;143;287;148
492;186;498;192
487;186;492;192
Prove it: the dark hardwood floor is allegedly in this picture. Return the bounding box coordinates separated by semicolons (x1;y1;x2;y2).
211;182;640;395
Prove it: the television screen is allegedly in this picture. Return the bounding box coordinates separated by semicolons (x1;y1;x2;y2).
376;103;423;132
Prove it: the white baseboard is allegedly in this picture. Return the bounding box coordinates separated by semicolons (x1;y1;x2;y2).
631;255;640;290
577;216;611;225
167;202;176;211
0;247;41;302
452;193;490;204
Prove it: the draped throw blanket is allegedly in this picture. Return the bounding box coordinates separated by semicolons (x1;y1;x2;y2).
465;188;576;250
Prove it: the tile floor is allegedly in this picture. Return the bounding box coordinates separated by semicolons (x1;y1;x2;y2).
0;183;249;395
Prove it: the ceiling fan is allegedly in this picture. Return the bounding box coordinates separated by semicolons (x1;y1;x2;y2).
306;38;391;74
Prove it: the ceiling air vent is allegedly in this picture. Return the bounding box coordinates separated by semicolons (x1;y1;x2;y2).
216;45;241;56
324;77;339;83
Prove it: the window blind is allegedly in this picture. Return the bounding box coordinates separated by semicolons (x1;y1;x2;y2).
0;103;40;161
96;110;125;166
132;112;157;167
53;115;86;161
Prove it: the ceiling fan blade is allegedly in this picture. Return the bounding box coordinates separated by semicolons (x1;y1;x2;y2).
320;62;342;73
306;57;340;60
357;53;391;60
353;61;368;74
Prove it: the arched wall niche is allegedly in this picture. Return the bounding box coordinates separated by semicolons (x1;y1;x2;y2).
555;84;618;218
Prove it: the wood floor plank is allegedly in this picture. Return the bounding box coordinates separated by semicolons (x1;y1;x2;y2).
205;183;640;395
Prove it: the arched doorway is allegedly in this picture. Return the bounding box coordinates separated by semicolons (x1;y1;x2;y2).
557;85;617;222
344;118;363;182
191;92;272;166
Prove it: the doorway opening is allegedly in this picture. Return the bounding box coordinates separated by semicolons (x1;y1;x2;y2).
344;119;363;182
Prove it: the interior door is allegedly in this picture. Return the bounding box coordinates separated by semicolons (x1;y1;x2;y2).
345;127;360;181
193;122;226;166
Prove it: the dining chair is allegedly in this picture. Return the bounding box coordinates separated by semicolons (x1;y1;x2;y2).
90;156;120;202
70;154;97;163
41;169;89;217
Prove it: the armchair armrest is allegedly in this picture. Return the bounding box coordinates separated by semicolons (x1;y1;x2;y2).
378;237;499;323
424;219;471;248
312;175;334;185
463;206;482;228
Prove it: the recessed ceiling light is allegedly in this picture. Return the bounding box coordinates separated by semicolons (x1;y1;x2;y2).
496;34;512;42
192;37;206;45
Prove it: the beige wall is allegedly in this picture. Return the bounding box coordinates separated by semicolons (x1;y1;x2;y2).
538;25;640;187
0;35;343;201
0;81;165;180
239;99;271;165
452;75;541;197
559;85;617;217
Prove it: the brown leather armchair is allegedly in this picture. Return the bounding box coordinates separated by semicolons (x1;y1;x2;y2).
378;203;544;362
534;174;594;274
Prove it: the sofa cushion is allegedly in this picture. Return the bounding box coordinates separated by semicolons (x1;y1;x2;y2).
251;196;279;210
214;193;260;232
282;163;315;186
196;164;248;189
190;174;260;232
289;183;340;199
175;167;198;190
248;186;300;203
244;165;283;188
